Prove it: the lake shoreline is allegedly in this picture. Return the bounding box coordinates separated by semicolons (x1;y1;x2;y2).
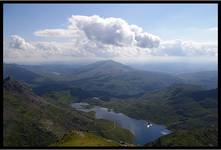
71;102;172;145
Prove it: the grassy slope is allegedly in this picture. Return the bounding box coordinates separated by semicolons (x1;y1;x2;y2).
43;90;74;106
92;119;134;144
54;130;119;147
43;90;134;144
146;127;218;147
4;91;57;146
3;79;134;147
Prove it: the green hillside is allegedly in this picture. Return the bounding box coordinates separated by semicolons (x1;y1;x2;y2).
3;77;133;147
145;127;218;147
54;130;120;147
87;84;218;146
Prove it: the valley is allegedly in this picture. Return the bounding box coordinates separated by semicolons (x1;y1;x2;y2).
3;60;218;147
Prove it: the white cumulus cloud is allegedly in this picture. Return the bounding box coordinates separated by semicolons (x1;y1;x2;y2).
155;40;217;56
4;15;217;64
35;15;161;48
9;35;34;50
34;29;78;38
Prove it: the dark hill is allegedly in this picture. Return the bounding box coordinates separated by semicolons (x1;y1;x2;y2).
177;71;217;89
30;60;183;98
68;60;183;97
3;77;133;146
3;64;41;83
3;77;92;146
70;60;134;78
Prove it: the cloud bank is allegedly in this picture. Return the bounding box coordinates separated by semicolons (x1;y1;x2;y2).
4;15;217;63
35;15;160;48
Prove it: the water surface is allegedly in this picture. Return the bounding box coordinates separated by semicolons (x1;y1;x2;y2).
71;102;171;145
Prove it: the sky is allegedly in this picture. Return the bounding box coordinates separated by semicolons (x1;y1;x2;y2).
3;4;218;64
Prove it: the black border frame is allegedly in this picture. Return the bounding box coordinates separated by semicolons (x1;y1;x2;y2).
1;1;220;149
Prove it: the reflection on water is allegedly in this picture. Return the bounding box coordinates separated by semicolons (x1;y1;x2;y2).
71;102;171;145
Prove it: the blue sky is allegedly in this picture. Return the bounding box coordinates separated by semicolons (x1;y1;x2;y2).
3;4;218;64
4;4;217;42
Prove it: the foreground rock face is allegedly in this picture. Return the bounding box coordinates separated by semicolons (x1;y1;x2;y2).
4;76;31;93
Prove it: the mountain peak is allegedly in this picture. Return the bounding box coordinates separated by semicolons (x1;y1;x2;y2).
92;60;123;66
73;60;134;76
101;59;116;63
92;60;133;70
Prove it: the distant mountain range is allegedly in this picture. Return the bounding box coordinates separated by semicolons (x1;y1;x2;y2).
3;60;182;97
128;62;217;74
177;71;217;89
3;64;42;83
71;60;134;76
4;60;217;98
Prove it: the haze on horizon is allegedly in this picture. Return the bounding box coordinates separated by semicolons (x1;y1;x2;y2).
3;4;218;66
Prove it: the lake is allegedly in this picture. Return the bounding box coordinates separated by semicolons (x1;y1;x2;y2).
71;102;172;145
